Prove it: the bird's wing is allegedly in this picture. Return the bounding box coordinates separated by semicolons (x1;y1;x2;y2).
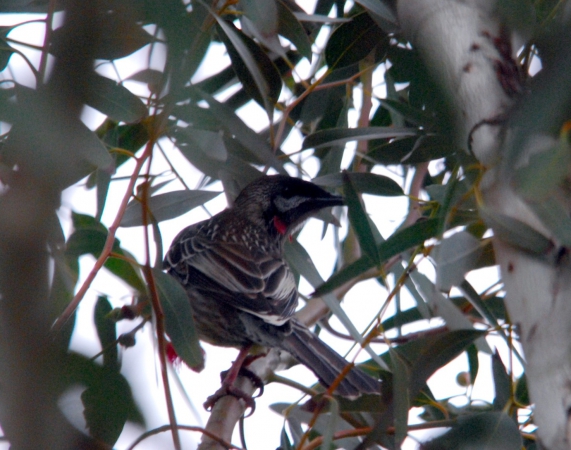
164;221;298;325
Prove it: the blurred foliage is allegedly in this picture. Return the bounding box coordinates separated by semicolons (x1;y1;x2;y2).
0;0;569;448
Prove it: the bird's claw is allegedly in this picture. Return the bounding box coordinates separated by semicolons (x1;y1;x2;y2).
203;384;257;417
217;366;264;398
238;367;265;398
205;366;265;415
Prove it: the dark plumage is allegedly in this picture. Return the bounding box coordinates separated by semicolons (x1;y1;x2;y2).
164;175;379;397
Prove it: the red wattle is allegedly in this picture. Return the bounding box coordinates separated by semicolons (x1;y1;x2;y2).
273;216;288;235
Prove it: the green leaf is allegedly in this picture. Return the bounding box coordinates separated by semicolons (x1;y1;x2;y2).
50;15;152;60
120;190;221;227
379;98;434;127
94;296;119;371
81;367;133;445
514;137;570;201
422;412;522;450
380;307;423;332
153;269;204;371
67;213;146;292
343;171;381;264
367;136;417;165
410;270;492;353
480;206;554;256
215;20;279;114
276;0;312;61
435;231;482;291
95;167;112;222
515;374;529;406
58;353;143;445
406;329;486;396
178;128;227;161
389;348;410;447
325;11;386;68
320;397;338;450
527;197;571;247
84;74;147;123
466;343;479;386
314;218;440;296
492;351;511;410
241;0;279;52
303;126;417;149
196;90;288;173
314;172;404;196
0;36;15;71
355;0;397;25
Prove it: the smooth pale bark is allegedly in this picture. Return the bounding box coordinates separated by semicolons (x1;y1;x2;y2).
398;0;571;448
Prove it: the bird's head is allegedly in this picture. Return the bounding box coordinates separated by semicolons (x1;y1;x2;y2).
233;175;344;238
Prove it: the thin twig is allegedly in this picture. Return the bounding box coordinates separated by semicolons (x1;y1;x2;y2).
52;141;152;333
141;153;181;450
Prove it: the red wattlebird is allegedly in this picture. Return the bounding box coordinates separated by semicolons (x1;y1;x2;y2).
164;175;380;407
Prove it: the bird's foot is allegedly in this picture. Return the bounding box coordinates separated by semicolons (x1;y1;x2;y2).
204;367;264;416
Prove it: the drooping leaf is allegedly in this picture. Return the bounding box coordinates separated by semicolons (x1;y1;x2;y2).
410;270;492;353
422;412;522;450
314;172;403;196
58;353;143;445
120;190;221;227
67;213;146;292
196;90;288;173
466;343;479;386
514;129;570;202
95;167;112;222
276;0;312;61
153;269;204;371
515;373;529;406
241;0;280;53
215;20;280;113
84;74;147;123
0;33;15;71
81;366;133;445
480;206;555;259
343;171;381;264
389;348;410;447
355;0;397;27
435;231;482;291
404;329;486;396
492;351;511;411
314;218;439;296
325;11;386;69
94;296;119;371
527;197;571;247
50;13;152;60
379;98;434;127
303;126;418;149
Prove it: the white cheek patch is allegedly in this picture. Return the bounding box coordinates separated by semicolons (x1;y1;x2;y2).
274;195;305;212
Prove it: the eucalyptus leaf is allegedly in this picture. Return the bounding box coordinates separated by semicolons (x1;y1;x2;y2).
480;206;554;256
435;231;483;291
84;74;147;123
314;172;403;196
276;0;312;61
314;218;440;296
153;269;204;371
303;126;418;149
343;171;381;264
422;412;522;450
120;190;221;227
325;11;386;69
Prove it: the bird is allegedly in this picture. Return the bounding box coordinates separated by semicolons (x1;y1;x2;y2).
163;174;380;404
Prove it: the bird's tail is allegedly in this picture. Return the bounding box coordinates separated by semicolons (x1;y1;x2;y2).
280;321;380;397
